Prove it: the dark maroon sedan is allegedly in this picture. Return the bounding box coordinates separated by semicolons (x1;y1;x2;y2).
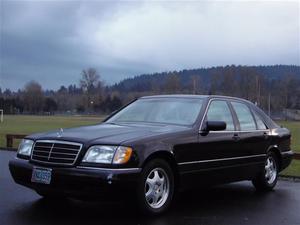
9;95;293;214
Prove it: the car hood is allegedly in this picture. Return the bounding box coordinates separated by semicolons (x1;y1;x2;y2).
27;122;188;145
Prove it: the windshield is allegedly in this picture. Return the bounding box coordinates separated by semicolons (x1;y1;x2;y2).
106;98;204;126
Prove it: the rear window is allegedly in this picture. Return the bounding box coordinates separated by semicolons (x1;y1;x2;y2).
253;111;268;130
231;102;256;131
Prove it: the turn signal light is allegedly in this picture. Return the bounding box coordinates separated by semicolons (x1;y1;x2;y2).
113;147;133;164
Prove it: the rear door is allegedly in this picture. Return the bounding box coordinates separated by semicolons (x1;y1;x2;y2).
229;101;269;176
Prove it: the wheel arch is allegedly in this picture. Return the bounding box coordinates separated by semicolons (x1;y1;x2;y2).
142;150;180;188
267;146;282;171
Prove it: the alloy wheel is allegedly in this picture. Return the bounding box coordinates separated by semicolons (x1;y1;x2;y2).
144;167;170;209
265;156;277;185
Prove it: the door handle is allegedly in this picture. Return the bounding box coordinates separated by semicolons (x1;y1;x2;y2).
232;133;240;141
263;132;269;139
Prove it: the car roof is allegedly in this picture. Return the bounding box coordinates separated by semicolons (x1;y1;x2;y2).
140;94;252;103
140;94;207;99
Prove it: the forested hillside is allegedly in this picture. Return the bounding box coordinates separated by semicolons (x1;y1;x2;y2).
1;65;300;114
112;65;300;93
110;65;300;113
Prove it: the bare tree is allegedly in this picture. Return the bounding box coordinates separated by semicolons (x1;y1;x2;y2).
80;68;101;94
80;68;103;111
151;80;160;94
190;75;204;94
23;81;44;113
220;66;240;96
239;67;256;101
165;73;180;93
209;72;221;95
55;86;71;112
190;75;198;94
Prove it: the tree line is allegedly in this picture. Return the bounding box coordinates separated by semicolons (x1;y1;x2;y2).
0;68;122;114
0;65;299;115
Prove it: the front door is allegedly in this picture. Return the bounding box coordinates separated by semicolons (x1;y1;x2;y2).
179;99;242;186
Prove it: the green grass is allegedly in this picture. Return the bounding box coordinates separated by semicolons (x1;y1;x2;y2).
280;160;300;177
0;115;105;148
277;121;300;153
277;120;300;176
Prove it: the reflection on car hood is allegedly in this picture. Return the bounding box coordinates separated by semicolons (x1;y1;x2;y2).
27;122;188;145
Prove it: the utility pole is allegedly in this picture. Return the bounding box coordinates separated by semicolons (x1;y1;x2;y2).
193;78;196;95
256;75;261;106
268;93;271;117
191;75;197;95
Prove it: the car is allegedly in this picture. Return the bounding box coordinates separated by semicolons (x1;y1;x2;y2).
9;95;293;214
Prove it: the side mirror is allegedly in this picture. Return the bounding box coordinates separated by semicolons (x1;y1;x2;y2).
205;121;226;131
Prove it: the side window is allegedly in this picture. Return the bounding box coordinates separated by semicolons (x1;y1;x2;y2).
231;102;256;131
206;100;235;131
253;111;268;130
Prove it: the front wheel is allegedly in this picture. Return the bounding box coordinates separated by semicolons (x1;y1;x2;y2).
252;152;279;192
137;159;175;215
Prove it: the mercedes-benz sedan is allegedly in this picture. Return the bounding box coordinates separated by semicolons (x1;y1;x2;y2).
9;95;293;214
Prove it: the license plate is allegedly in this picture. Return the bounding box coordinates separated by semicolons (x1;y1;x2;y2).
31;167;52;184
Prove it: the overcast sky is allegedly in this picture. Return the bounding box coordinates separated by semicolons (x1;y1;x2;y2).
1;0;299;91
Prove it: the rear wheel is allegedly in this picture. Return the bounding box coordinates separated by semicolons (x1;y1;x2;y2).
252;152;279;192
137;159;174;215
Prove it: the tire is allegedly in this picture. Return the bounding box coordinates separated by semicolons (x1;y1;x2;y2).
137;159;175;215
252;152;279;192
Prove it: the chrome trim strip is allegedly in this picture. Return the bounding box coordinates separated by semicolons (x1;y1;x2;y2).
76;166;142;172
31;140;83;166
47;143;54;160
199;98;214;131
208;129;269;133
281;150;294;155
33;150;77;156
32;154;74;160
34;140;83;146
178;154;266;165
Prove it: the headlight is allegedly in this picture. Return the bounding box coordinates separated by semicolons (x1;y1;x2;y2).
17;139;34;156
82;145;132;164
82;145;116;164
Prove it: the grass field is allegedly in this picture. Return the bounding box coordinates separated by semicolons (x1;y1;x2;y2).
277;121;300;153
281;160;300;177
0;115;105;148
0;115;299;176
276;121;300;176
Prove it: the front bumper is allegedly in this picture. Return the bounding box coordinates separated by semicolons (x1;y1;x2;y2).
9;158;141;198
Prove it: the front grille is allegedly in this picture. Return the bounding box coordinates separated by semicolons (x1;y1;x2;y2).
31;140;82;165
